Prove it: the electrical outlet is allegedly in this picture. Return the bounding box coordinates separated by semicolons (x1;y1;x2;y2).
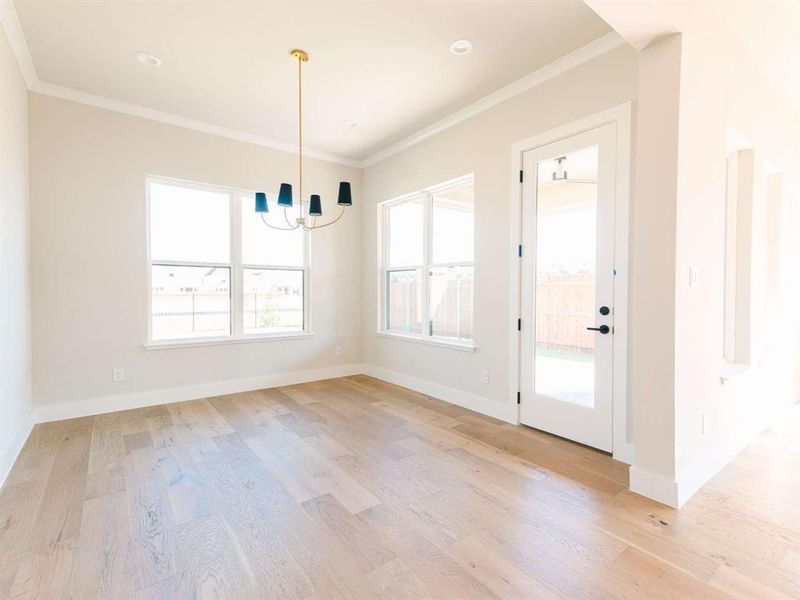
335;345;343;357
480;369;489;384
112;367;125;382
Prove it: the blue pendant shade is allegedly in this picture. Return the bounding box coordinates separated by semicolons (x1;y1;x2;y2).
255;192;268;213
337;181;353;206
277;183;293;207
309;194;322;216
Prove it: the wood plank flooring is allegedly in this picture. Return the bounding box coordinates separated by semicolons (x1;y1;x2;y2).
1;375;797;599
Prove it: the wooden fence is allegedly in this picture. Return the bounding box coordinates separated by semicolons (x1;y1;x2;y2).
535;272;595;353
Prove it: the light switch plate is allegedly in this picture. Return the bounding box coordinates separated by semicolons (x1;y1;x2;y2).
689;266;699;287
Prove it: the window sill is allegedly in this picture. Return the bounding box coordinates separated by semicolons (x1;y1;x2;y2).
375;331;476;352
144;332;314;350
718;362;750;384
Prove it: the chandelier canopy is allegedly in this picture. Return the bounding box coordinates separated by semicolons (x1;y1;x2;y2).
255;49;353;231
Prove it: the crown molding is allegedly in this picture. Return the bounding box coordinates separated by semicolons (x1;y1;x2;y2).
360;31;626;167
31;81;361;167
2;0;359;168
0;0;38;88
5;0;625;171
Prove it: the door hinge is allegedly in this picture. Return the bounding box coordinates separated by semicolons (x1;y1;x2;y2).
519;170;524;183
517;318;522;331
518;244;523;257
517;391;521;405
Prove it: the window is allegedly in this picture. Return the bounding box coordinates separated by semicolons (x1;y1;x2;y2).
147;178;307;344
380;176;474;346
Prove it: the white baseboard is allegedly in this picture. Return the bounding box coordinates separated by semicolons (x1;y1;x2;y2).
33;363;364;424
630;402;797;508
0;411;35;489
629;466;680;507
613;441;635;466
360;364;518;424
672;403;795;507
8;361;582;490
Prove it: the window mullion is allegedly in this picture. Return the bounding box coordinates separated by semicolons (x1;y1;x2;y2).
423;192;433;338
231;192;243;337
303;225;310;333
381;206;389;332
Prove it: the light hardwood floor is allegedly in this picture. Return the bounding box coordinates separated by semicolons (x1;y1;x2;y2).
1;375;797;599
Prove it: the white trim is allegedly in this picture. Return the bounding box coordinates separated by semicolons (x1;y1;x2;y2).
361;364;517;424
508;102;633;463
673;400;796;507
612;104;633;463
33;364;365;424
629;401;797;508
375;331;476;352
4;0;623;171
231;189;244;337
362;32;626;167
0;1;38;88
718;362;749;384
4;362;517;483
378;175;475;344
629;466;679;508
146;176;310;346
144;332;314;350
0;411;35;489
31;81;360;168
4;0;353;167
26;362;517;426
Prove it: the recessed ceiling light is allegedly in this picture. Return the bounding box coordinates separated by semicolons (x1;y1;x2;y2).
449;39;474;55
345;120;360;128
134;52;162;66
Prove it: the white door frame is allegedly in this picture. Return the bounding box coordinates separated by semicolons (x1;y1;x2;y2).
507;102;634;464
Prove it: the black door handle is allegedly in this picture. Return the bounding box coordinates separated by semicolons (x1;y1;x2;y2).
587;325;610;334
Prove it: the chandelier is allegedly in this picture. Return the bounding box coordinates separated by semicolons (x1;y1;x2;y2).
254;49;353;231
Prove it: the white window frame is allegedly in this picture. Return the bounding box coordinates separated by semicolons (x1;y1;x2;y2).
377;174;475;351
145;175;311;349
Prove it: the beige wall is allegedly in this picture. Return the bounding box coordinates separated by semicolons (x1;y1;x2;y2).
670;14;800;482
29;94;362;409
627;34;682;482
625;16;800;505
0;28;32;476
361;45;638;419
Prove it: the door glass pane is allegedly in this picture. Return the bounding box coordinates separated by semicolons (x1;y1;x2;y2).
243;268;304;333
387;199;424;267
149;182;230;263
429;265;473;341
534;145;598;407
151;265;230;340
432;185;474;264
386;269;422;333
242;195;304;267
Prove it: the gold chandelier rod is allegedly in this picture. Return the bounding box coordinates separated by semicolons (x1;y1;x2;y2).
291;49;309;220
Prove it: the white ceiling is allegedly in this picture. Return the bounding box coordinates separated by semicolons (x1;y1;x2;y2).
13;1;611;162
585;0;800;112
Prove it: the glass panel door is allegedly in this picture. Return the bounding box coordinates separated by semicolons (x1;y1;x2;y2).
534;146;598;407
519;122;617;452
